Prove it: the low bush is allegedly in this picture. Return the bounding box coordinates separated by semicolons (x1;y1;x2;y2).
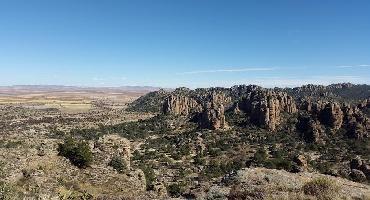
58;137;93;168
167;183;184;197
253;148;268;164
108;156;127;173
139;164;156;190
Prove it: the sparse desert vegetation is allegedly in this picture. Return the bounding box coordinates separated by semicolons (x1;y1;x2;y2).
1;84;369;199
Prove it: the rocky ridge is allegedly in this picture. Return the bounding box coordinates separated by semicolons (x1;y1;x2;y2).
130;84;370;142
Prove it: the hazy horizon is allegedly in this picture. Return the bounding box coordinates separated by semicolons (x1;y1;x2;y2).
0;82;367;90
1;1;369;88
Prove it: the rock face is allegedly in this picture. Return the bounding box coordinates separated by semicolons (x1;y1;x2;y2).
319;102;343;130
159;84;369;138
298;99;369;141
163;91;229;130
297;115;324;143
237;90;297;130
162;87;303;131
163;95;201;116
199;93;228;130
345;108;369;139
301;100;344;130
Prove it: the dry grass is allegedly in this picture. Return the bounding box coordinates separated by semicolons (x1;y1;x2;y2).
302;177;339;200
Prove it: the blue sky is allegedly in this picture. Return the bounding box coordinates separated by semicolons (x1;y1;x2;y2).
0;0;369;88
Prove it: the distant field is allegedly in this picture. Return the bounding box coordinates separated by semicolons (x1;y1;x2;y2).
0;86;152;113
0;97;92;113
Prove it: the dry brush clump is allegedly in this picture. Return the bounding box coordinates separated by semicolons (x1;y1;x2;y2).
302;177;339;200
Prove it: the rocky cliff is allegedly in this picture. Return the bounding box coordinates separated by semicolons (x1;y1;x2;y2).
298;99;369;141
235;90;297;130
163;95;201;115
162;91;229;129
129;83;370;141
199;92;229;129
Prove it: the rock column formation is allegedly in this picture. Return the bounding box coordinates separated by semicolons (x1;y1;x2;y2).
319;102;344;130
200;93;228;130
163;95;201;115
238;91;297;131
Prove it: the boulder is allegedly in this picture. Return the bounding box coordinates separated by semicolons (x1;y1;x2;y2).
350;169;367;182
350;157;363;170
293;155;307;168
95;134;131;169
360;164;370;180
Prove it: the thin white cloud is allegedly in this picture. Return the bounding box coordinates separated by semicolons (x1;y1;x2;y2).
245;75;367;88
177;67;277;75
92;77;105;81
336;65;354;68
182;75;368;88
337;64;370;68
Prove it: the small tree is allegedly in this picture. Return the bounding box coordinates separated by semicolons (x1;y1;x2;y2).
58;137;93;168
167;183;184;197
108;156;127;173
253;147;268;164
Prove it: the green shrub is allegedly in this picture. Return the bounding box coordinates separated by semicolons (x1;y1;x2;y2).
108;156;127;173
167;183;184;197
193;154;205;165
139;164;156;190
264;157;293;171
204;160;223;178
58;137;93;168
253;148;268;164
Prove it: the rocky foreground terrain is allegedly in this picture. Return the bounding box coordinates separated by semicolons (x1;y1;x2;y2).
0;83;369;199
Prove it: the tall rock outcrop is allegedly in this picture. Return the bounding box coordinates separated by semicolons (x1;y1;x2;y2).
237;90;297;131
319;102;344;130
297;115;324;143
199;93;228;130
343;104;369;139
299;99;369;140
